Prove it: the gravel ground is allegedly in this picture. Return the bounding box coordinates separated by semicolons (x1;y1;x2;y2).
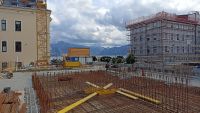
0;72;32;91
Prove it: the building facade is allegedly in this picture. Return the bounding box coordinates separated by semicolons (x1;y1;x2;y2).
126;11;200;65
0;0;51;70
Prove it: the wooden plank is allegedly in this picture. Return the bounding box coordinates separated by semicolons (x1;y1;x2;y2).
19;103;27;113
4;92;14;104
0;94;6;104
0;94;6;112
10;103;19;113
0;104;6;113
13;94;20;103
1;104;12;113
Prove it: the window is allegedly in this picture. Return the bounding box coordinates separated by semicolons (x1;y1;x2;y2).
15;62;22;69
177;34;179;40
140;47;143;54
177;46;179;53
165;33;168;38
182;35;184;41
165;46;168;52
134;37;137;42
140;35;143;41
153;46;157;53
171;34;173;40
171;24;173;28
15;21;21;31
133;47;136;54
1;20;6;31
2;41;7;52
147;49;150;54
171;47;173;53
2;62;8;69
15;41;22;52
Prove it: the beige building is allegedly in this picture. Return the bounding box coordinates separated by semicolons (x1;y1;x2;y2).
0;0;51;70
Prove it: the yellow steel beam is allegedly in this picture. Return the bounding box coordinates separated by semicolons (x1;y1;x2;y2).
103;83;113;89
116;90;138;100
96;89;117;95
58;83;113;113
85;81;100;88
85;82;113;89
85;82;138;100
119;88;161;104
58;92;98;113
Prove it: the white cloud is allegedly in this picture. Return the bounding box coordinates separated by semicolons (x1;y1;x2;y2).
47;0;200;47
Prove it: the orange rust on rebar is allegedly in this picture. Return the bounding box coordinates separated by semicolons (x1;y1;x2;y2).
32;70;200;113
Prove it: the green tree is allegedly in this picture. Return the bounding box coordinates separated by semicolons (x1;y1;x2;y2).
112;57;117;64
116;58;123;63
92;56;97;61
126;54;135;64
100;56;111;62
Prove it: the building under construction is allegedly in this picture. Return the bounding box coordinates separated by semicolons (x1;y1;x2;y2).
126;11;200;65
0;0;51;70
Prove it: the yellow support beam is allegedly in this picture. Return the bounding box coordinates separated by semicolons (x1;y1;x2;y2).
119;88;161;104
58;83;113;113
103;83;113;89
96;89;117;95
85;82;138;100
58;92;98;113
85;82;113;89
116;90;138;100
85;81;100;88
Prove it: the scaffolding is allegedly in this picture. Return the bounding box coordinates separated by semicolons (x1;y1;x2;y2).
125;11;200;112
126;11;200;64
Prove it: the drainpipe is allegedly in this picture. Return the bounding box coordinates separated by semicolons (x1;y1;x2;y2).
16;56;18;71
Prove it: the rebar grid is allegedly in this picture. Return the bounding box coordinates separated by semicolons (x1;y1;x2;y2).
32;70;200;113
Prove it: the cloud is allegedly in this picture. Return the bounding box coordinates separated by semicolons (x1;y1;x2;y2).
47;0;200;47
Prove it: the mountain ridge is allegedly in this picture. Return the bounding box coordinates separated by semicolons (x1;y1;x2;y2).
51;41;129;56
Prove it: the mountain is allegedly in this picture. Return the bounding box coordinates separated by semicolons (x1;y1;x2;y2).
51;41;129;56
98;45;129;56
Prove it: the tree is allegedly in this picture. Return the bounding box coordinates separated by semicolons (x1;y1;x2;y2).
112;57;117;64
100;56;112;62
116;58;123;63
92;56;97;61
126;53;135;64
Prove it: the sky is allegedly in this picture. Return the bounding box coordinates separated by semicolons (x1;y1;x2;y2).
47;0;200;47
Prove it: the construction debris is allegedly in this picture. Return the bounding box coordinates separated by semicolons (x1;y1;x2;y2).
0;68;14;79
0;89;27;113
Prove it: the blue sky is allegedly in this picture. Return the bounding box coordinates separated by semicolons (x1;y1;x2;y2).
47;0;200;47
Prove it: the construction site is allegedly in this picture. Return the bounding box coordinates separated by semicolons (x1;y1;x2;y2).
0;0;200;113
31;69;200;113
